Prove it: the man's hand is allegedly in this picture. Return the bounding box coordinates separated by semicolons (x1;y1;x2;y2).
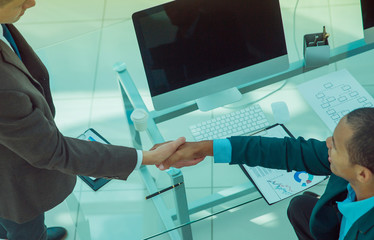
142;137;186;165
155;140;214;170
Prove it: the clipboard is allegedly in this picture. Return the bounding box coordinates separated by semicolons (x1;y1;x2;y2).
77;128;111;191
239;124;328;205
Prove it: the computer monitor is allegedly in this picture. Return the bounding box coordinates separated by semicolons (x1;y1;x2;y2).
132;0;289;111
361;0;374;44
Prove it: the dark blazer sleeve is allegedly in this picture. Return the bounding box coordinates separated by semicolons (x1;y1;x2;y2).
228;136;331;176
0;90;137;180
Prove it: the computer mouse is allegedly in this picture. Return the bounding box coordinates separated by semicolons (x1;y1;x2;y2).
271;101;290;124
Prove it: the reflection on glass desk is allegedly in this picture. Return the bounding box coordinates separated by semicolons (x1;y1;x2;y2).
108;1;374;240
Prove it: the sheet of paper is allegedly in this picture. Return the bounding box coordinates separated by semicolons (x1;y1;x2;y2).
241;125;327;204
297;69;374;132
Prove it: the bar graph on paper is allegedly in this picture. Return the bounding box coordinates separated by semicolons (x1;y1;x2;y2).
298;69;374;132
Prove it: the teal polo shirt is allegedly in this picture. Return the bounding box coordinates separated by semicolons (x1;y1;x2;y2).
337;184;374;239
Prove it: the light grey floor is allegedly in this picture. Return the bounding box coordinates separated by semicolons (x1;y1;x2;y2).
12;0;366;239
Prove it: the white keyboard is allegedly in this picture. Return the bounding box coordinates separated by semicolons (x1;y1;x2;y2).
189;104;270;140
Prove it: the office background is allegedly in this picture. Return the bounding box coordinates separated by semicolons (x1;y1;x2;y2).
13;0;371;239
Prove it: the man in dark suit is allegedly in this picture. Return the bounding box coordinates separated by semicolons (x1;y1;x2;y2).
0;0;186;239
158;107;374;239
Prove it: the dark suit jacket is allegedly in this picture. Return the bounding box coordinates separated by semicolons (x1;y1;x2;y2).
229;136;374;240
0;25;137;223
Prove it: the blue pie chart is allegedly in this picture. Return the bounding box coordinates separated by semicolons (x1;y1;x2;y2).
294;171;313;187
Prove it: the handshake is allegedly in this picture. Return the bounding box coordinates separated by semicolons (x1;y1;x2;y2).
142;137;213;170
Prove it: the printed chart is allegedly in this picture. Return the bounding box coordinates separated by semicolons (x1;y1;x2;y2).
246;165;326;204
298;69;374;132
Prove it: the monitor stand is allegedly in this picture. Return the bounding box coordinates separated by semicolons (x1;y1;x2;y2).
196;87;242;111
364;27;374;44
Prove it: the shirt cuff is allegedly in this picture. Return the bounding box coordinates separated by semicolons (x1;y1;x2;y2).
213;139;232;163
135;150;143;170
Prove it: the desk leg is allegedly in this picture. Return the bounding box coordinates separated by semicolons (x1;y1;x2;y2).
169;170;193;240
115;65;193;240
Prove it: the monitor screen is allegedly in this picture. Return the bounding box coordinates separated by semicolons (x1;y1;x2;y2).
361;0;374;44
133;0;289;111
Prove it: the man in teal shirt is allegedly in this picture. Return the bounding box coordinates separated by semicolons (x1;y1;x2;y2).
157;107;374;239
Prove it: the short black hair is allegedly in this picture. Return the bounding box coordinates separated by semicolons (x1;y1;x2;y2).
345;107;374;172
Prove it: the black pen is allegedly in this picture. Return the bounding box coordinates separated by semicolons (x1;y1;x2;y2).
145;182;184;200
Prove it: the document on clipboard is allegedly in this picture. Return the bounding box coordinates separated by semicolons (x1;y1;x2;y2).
240;124;328;205
77;128;111;191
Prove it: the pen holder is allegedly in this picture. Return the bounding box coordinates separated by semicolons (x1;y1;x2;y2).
303;33;330;68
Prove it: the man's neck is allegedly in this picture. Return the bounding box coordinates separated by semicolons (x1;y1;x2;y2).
350;182;374;201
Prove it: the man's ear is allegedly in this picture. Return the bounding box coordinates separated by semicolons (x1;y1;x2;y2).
356;165;373;183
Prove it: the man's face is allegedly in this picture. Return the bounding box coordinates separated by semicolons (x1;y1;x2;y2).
0;0;35;24
326;117;356;181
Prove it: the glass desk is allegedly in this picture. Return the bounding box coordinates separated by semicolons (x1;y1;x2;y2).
111;34;374;239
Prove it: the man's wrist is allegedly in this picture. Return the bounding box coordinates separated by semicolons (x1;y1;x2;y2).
199;140;214;156
142;150;154;165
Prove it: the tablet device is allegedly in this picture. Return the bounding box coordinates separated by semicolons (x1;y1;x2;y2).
77;128;111;191
240;124;328;205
